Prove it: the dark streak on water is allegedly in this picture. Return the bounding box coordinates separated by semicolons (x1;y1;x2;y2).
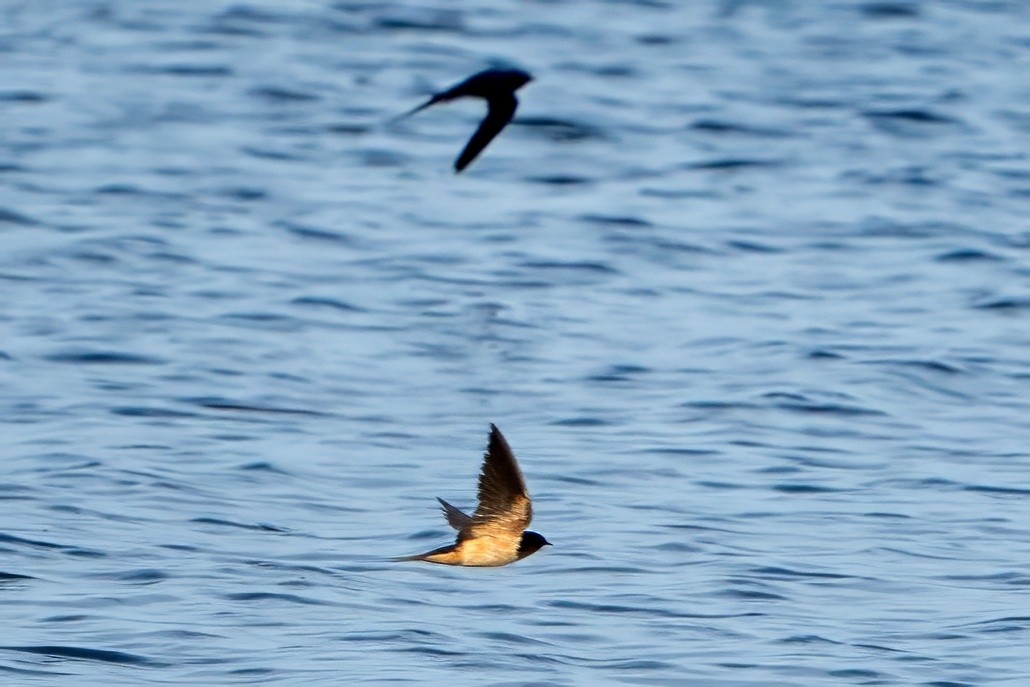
2;646;167;669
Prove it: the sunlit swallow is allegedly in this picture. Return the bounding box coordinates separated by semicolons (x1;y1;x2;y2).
395;424;550;566
398;68;533;173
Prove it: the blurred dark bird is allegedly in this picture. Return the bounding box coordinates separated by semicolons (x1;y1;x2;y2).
395;424;550;566
398;68;533;173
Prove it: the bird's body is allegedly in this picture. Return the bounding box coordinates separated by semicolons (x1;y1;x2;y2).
399;68;532;173
395;424;550;567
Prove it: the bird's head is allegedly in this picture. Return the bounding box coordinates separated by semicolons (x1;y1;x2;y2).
517;530;551;559
497;68;533;92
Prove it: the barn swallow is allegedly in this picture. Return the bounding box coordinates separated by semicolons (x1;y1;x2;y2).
395;424;550;566
398;68;533;173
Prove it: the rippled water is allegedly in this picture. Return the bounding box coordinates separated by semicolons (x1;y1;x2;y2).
2;1;1029;685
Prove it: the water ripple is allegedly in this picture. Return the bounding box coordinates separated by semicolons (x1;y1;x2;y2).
1;645;168;668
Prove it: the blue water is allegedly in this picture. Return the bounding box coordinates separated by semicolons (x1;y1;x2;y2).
2;1;1029;685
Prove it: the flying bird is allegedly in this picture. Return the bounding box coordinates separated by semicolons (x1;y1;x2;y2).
395;424;550;566
398;68;533;173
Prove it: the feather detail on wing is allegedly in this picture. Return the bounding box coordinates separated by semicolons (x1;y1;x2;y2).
456;424;532;552
437;497;473;530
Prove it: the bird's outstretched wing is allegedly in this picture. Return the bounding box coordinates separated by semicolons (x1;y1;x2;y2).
458;424;532;549
454;94;518;172
437;497;472;531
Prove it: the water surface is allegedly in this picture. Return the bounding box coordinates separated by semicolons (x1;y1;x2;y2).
2;1;1029;685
